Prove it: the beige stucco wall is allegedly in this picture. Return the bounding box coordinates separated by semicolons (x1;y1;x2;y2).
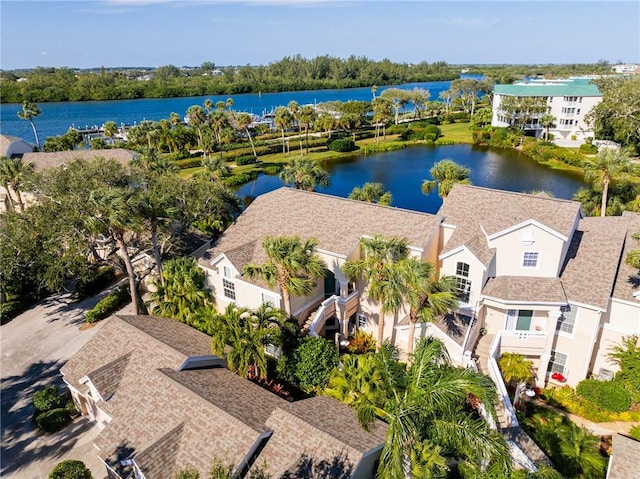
488;224;567;277
440;248;487;309
591;298;640;378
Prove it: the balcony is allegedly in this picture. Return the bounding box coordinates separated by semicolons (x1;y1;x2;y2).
500;330;547;355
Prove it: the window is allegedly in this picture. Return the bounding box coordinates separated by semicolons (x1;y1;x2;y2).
222;266;233;278
522;252;539;268
556;304;576;334
222;279;236;300
507;309;533;330
548;351;568;376
261;292;278;307
357;313;368;328
455;262;471;303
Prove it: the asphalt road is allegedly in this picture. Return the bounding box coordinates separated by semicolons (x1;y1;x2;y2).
1;292;113;478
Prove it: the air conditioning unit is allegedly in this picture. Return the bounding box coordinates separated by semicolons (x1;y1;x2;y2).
597;368;614;381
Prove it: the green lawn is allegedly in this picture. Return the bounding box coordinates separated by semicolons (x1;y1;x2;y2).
439;122;474;143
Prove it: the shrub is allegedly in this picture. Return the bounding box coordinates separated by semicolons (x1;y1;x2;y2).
0;300;26;324
424;124;442;140
327;138;357;152
173;157;203;169
347;330;376;354
84;285;130;323
34;386;64;412
294;336;339;391
629;425;640;441
434;139;455;146
235;155;258;166
224;173;254;187
36;408;73;433
579;143;599;154
576;379;631;412
49;460;93;479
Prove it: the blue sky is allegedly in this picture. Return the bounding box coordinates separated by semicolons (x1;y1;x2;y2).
1;0;639;70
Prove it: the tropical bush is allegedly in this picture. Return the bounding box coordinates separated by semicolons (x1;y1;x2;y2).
294;336;339;391
579;143;599;154
33;386;76;433
223;173;254;187
423;124;442;141
629;425;640;441
75;265;116;299
235;155;258;166
347;330;376;354
172;157;203;169
48;460;93;479
576;379;631;412
84;284;130;323
543;386;640;422
327;138;357;152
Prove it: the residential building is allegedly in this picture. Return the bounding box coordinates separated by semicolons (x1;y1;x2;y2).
0;134;33;158
491;78;602;142
198;186;640;389
611;64;640;75
62;314;387;479
22;148;137;172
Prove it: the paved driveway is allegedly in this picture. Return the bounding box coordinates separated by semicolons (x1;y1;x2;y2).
1;291;118;478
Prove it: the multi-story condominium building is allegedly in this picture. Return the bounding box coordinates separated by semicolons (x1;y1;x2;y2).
491;78;602;142
198;186;640;390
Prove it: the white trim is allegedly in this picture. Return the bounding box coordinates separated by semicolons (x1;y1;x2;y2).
480;295;566;306
611;296;640;307
316;247;346;260
555;304;577;338
438;245;488;271
564;298;606;313
521;251;540;269
208;252;229;267
602;322;640;335
487;220;568;243
441;222;457;230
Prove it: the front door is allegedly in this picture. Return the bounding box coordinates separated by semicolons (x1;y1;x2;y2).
506;310;533;330
324;271;338;297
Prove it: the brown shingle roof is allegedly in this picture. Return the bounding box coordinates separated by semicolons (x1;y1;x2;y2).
200;187;441;273
22;148;136;171
560;215;637;309
612;212;640;303
62;315;385;478
438;185;581;263
482;276;567;304
608;433;640;479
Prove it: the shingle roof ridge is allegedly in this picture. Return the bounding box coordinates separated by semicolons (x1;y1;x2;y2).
86;351;133;400
452;184;580;206
266;186;438;218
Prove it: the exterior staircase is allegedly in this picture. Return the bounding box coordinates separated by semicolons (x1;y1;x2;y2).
474;333;494;374
301;309;320;335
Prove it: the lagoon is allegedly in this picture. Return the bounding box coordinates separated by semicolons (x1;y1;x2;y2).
236;144;586;214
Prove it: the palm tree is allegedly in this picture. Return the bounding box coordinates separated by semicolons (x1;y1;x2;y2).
274;106;293;155
372;97;392;143
0;157;34;212
539;114;556;141
422;159;472;199
401;258;458;355
243;235;326;316
17;101;41;150
498;352;535;402
342;235;409;352
186;105;206;148
279;157;329;191
86;187;143;314
287;101;304;155
235;112;258;158
200;156;231;182
583;148;632;217
371;85;378;100
102;121;118;143
149;257;211;324
349;182;392;205
557;423;607;478
626;232;640;268
298;105;317;154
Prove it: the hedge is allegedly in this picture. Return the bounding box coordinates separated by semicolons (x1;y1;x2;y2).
294;336;339;391
32;386;77;434
36;408;73;433
34;386;64;412
172;157;203;169
327;138;357;152
576;379;631;412
235;155;258;166
224;173;255;187
84;285;130;323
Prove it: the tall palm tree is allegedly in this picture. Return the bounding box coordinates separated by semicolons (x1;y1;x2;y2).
186;105;206;149
298;105;317;154
0;157;34;212
422;159;472;199
372;97;392;143
274;106;293;155
287;101;304;155
342;235;410;352
17;101;41;150
243;235;326;316
583;148;632;217
86;187;143;314
539;114;556;141
498;352;535;402
349;182;392;205
102;121;118;142
235;112;258;158
201;156;231;182
401;258;458;355
279;157;329;191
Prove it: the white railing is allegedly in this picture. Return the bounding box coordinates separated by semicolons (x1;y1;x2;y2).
488;333;518;428
501;330;547;355
307;294;339;336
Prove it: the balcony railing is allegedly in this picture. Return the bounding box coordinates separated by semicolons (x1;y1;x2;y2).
307;290;359;336
500;330;547;355
488;333;518;428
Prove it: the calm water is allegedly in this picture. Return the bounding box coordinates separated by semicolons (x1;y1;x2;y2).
236;144;586;214
0;79;462;143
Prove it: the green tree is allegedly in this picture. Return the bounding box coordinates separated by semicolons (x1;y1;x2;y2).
287;100;304;155
607;334;640;400
0;156;34;212
499;96;547;131
421;159;472;199
498;352;535;385
626;232;640;269
243;235;326;316
298;105;317;154
380;88;411;124
349;182;392;205
342;235;409;352
235;112;258;158
402;258;458;355
48;460;92;479
201;156;231;182
540;114;556;141
17;101;41;149
103;120;118;142
557;423;607;478
279;157;329;191
372;97;392;142
583;148;633;217
150;257;211;324
274;106;293;155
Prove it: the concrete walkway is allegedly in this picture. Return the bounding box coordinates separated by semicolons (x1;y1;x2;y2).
0;288;129;479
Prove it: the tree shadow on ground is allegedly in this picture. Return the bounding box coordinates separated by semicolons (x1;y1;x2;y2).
0;359;74;476
280;451;353;479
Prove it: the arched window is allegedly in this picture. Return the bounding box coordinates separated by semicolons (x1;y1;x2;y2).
455;262;471;303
